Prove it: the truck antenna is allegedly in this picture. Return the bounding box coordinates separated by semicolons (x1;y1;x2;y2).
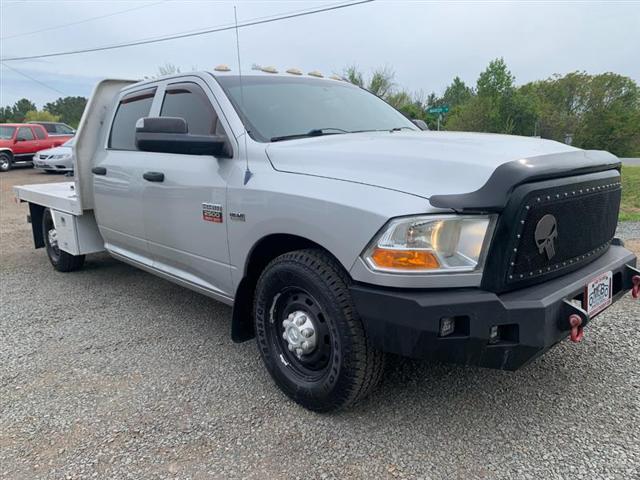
234;6;252;185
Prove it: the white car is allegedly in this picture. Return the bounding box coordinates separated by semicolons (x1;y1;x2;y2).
33;137;74;173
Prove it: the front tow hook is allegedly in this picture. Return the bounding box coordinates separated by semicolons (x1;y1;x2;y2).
569;314;584;343
560;299;589;343
632;275;640;300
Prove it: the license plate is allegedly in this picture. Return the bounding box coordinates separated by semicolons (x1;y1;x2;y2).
584;271;613;317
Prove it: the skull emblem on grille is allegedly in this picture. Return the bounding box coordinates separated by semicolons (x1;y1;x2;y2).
534;214;558;260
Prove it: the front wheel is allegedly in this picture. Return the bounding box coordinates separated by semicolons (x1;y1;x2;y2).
0;153;12;172
42;208;85;272
254;249;384;412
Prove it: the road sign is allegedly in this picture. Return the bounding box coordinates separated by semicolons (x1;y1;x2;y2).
427;105;449;114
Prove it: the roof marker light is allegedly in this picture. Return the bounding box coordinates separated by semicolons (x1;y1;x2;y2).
261;66;278;73
214;64;231;72
308;70;323;78
329;74;343;81
286;68;303;75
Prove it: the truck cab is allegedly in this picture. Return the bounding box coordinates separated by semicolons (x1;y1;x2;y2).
14;70;640;412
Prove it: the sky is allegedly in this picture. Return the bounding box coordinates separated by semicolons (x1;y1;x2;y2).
1;0;639;108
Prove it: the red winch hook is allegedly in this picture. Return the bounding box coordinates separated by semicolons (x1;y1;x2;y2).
569;314;584;343
632;275;640;300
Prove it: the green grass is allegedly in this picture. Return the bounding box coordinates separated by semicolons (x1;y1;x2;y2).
620;165;640;222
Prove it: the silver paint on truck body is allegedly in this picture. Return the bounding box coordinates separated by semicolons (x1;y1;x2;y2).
13;71;622;297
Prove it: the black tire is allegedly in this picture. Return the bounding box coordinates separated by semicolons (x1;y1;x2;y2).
42;208;85;272
0;152;12;172
254;249;384;412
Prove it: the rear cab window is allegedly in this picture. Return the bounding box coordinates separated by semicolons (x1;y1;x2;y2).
34;126;46;140
109;87;156;150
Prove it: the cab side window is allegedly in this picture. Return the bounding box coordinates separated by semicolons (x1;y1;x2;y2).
160;83;223;137
17;127;35;141
109;88;156;150
34;127;46;140
56;124;74;135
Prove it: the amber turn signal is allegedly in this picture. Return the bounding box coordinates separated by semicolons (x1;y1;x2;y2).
370;248;440;270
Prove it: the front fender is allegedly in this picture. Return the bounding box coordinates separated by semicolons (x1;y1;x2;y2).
227;170;433;291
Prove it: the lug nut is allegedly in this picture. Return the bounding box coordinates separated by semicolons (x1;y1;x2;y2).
302;341;310;350
288;344;295;351
283;319;292;328
295;316;305;326
302;328;313;338
282;332;288;340
296;348;303;356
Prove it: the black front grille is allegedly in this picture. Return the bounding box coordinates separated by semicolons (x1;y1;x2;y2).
482;169;622;293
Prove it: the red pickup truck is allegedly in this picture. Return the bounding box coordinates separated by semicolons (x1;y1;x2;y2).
0;123;73;172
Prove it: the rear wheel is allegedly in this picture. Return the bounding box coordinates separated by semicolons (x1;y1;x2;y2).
0;153;12;172
254;249;384;412
42;208;85;272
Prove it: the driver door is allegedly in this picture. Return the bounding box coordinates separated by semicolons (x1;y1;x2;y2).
141;78;234;297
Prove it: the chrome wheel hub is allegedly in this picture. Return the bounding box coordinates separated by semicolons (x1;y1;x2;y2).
47;228;58;249
282;310;317;358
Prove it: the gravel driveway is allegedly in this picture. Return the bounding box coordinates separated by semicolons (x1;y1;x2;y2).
1;168;639;480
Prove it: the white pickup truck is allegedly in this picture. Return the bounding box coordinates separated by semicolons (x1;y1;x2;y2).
15;70;640;412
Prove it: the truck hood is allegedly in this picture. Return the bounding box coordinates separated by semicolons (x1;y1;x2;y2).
265;131;581;200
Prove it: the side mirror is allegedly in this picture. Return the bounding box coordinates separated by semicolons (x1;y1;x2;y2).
135;117;229;157
412;119;429;131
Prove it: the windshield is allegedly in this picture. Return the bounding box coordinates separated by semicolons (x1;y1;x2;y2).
0;126;16;140
216;75;417;142
63;137;75;147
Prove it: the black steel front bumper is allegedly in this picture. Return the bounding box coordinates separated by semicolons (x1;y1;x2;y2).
350;245;638;371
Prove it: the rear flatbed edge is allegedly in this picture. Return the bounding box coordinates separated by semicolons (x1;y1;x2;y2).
14;181;83;215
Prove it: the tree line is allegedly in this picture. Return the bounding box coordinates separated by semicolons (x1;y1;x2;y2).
2;58;638;156
345;58;640;157
0;96;87;128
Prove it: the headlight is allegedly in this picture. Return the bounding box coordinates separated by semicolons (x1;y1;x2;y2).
363;215;495;274
51;154;71;160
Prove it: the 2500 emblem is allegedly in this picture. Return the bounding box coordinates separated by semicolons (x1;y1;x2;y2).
202;203;223;223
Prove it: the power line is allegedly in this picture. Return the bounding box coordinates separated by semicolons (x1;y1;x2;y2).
0;1;168;41
0;62;66;95
0;0;374;62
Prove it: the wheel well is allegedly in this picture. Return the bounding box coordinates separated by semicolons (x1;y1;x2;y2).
231;234;334;342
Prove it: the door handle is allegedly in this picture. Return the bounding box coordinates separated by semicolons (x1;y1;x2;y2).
143;171;165;182
91;166;107;175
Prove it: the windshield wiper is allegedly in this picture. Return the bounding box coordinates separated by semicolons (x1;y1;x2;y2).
270;128;350;142
351;126;417;134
